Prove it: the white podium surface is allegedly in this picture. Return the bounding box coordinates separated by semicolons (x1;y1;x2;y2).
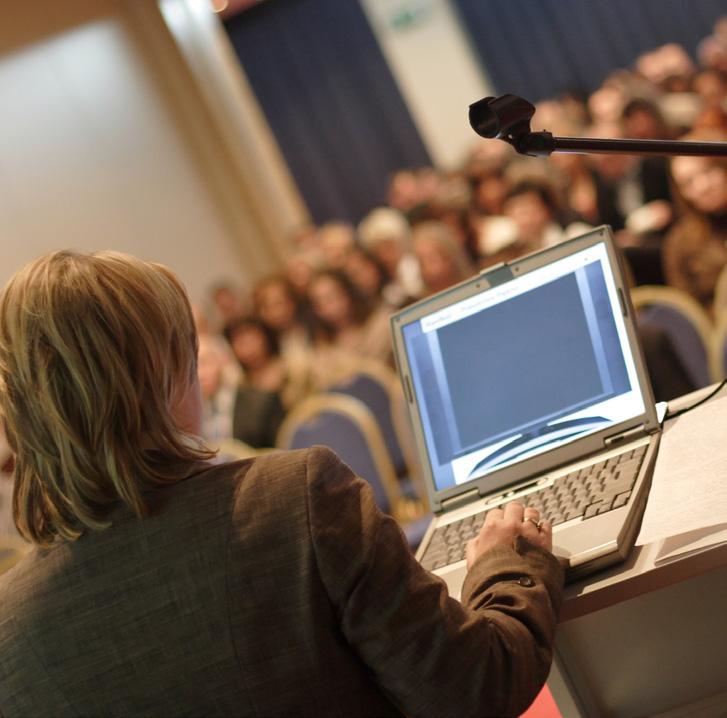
551;387;727;717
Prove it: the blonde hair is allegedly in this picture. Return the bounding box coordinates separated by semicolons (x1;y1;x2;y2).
0;250;214;546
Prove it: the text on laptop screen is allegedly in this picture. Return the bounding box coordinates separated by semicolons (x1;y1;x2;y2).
402;242;645;492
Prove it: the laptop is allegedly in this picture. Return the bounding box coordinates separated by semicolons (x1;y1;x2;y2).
391;226;661;597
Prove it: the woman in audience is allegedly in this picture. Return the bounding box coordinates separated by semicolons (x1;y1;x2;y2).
663;129;727;312
307;268;393;377
225;316;313;446
342;245;397;309
251;274;312;362
0;249;563;717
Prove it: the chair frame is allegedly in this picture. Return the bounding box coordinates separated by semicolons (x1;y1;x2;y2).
709;314;727;384
276;393;408;518
630;286;713;345
630;284;714;384
316;357;429;509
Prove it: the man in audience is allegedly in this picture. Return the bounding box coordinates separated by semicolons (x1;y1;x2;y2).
0;250;563;717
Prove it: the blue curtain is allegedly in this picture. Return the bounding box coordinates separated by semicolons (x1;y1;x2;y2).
453;0;725;101
224;0;431;224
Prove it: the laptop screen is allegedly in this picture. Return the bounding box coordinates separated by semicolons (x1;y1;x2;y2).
401;240;645;492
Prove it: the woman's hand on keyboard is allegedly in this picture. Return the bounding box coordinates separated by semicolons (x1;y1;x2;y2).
466;501;553;569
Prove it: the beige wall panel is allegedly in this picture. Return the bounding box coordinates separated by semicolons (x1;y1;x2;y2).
0;0;252;302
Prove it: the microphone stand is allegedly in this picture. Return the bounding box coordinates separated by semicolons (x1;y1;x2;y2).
469;94;727;158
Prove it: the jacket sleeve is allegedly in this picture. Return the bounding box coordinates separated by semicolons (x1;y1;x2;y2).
305;446;565;718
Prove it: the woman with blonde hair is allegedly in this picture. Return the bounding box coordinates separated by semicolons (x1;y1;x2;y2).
0;250;562;717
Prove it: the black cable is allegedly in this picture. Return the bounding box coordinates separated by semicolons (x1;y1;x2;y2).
664;380;727;422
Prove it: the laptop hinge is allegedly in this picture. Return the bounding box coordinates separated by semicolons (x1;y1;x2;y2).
604;424;647;447
441;488;481;512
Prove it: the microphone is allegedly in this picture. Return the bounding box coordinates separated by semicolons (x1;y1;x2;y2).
469;93;727;158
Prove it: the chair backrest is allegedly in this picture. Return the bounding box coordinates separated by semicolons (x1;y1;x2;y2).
276;393;402;514
324;360;408;475
709;315;727;383
630;285;713;389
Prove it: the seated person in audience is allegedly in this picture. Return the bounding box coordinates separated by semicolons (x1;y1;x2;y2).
481;180;571;266
421;174;480;264
357;206;423;301
224;316;314;447
342;245;402;310
197;332;242;446
206;280;247;332
317;220;355;269
251;274;313;362
663;130;727;313
307;268;394;377
0;250;563;716
412;220;475;296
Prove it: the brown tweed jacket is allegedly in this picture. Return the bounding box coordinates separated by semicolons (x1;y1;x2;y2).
0;446;564;717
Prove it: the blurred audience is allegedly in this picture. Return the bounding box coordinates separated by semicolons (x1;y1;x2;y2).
196;18;727;451
307;269;393;379
412;221;475;296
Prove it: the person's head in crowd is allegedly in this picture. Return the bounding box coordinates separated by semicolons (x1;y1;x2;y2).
698;31;727;73
284;247;323;295
387;169;420;213
412;220;475;296
637;43;695;91
197;332;236;401
209;281;246;327
502;180;562;248
693;68;727;106
558;91;591;127
0;250;213;546
588;84;626;125
415;167;442;206
422;174;479;261
287;222;319;253
471;167;509;216
343;246;390;305
693;103;727;132
318;221;355;269
252;275;305;335
357;206;412;278
224;316;280;374
669;129;727;218
308;269;371;340
622;98;670;140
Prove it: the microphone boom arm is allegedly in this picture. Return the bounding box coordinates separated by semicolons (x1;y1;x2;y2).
469;94;727;158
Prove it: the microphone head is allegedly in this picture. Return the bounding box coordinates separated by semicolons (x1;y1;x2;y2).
469;94;536;141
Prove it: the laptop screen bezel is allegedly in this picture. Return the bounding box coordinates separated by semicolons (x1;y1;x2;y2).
391;226;659;514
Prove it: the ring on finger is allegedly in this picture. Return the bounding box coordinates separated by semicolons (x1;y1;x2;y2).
523;516;542;531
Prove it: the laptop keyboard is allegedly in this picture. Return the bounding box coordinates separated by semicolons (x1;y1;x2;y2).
420;444;648;572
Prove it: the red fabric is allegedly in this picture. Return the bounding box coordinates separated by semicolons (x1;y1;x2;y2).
521;685;562;718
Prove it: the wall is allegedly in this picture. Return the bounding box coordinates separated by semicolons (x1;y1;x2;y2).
356;0;494;169
0;0;264;302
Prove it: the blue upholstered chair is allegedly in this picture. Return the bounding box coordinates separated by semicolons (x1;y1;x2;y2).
320;358;429;510
276;393;430;550
630;285;713;389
